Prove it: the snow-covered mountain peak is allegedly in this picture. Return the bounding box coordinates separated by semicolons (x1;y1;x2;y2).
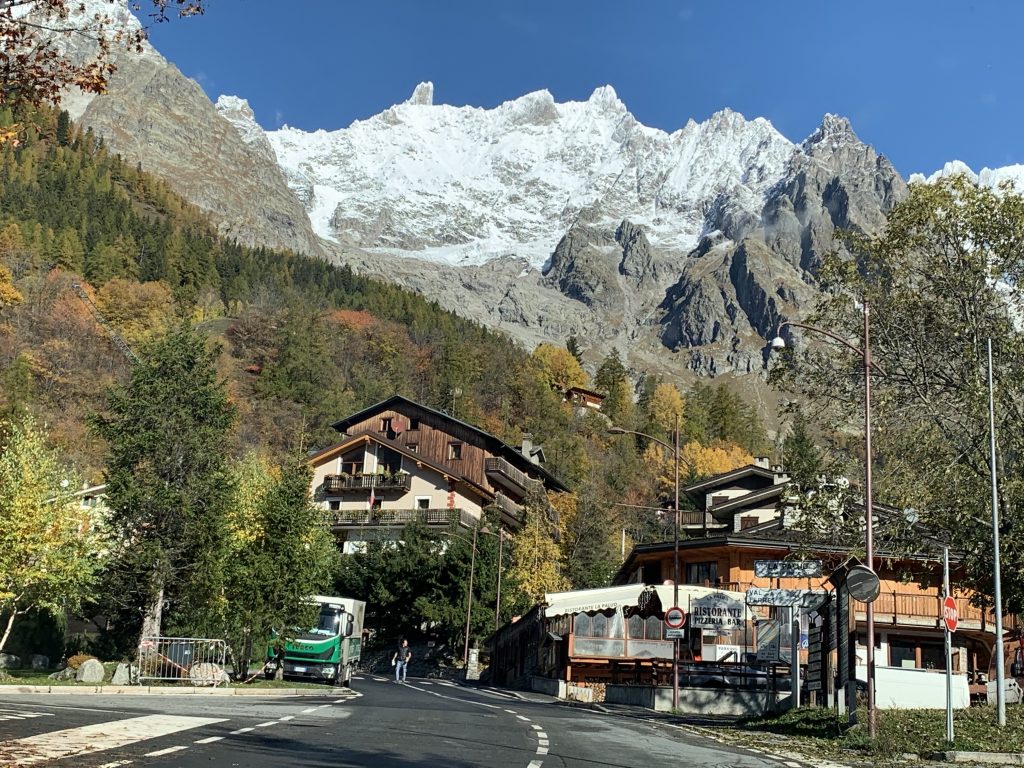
911;160;1024;193
406;81;434;106
215;95;268;148
802;113;858;150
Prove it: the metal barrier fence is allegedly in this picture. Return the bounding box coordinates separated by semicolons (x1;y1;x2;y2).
137;636;228;686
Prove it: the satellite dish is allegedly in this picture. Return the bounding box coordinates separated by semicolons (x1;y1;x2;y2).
846;564;881;603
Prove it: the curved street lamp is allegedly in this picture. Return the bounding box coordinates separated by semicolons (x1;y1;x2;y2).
771;301;883;738
608;415;696;712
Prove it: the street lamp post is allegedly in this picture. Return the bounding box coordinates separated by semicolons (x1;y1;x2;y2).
986;338;1007;727
609;414;688;712
453;524;505;668
771;300;883;739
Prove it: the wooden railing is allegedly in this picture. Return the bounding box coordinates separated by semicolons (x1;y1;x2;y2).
858;590;1019;629
327;507;475;529
485;457;542;493
678;511;718;527
493;492;524;523
322;473;412;494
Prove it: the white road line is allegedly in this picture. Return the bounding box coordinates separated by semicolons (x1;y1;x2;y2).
517;715;530;722
0;715;225;766
316;704;331;709
254;721;277;728
96;762;133;768
537;746;549;755
531;724;542;731
527;761;543;768
0;709;53;717
194;736;223;744
538;739;549;747
279;715;295;721
504;708;517;714
144;746;188;757
300;707;318;713
229;727;254;735
354;676;365;680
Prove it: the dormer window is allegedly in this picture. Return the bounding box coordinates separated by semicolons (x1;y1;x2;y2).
448;442;463;460
381;417;393;433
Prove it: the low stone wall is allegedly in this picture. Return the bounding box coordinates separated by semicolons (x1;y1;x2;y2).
606;684;784;716
530;676;565;698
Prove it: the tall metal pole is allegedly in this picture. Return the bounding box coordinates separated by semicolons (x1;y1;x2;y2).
943;547;954;743
863;298;877;739
988;338;1007;726
463;524;478;668
494;528;504;633
672;413;680;712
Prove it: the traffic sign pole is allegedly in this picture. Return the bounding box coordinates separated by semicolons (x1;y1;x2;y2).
943;547;954;744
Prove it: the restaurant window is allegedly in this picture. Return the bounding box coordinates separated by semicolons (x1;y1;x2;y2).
591;613;608;638
574;613;591;637
686;561;718;586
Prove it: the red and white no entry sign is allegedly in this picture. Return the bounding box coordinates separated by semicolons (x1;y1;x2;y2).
942;595;959;633
664;606;687;629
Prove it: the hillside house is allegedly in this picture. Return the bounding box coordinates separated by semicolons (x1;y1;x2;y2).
309;395;567;553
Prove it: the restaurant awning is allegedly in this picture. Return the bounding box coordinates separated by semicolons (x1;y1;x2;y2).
543;584;646;617
543;583;752;619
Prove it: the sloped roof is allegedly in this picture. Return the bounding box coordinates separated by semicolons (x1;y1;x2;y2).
328;394;568;492
308;431;491;500
681;464;778;496
708;484;786;515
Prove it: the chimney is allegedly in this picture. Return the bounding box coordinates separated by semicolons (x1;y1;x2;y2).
754;456;770;469
521;433;533;459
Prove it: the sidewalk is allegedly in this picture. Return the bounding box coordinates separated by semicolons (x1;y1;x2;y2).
0;684;356;697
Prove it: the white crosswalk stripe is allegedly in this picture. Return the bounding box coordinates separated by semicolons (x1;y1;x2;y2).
0;715;225;766
0;709;54;721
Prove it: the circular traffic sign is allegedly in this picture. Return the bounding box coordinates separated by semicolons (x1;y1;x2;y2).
847;564;881;603
665;606;687;629
942;595;959;633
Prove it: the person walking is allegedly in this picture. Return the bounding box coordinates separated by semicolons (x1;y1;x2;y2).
392;638;411;683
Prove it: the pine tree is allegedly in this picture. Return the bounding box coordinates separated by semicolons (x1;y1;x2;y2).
92;324;236;642
782;409;822;488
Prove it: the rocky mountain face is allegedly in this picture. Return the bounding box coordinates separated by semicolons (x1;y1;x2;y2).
50;1;913;384
52;0;322;257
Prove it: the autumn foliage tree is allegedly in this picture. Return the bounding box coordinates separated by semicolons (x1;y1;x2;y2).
0;0;203;118
0;415;101;653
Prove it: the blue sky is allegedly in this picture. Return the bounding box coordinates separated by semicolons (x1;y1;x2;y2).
143;1;1021;176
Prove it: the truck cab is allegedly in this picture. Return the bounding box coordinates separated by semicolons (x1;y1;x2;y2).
265;596;365;686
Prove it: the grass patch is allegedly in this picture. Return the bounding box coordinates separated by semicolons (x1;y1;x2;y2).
742;705;1024;758
0;668;331;690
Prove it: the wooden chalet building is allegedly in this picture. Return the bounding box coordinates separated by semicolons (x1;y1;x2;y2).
309;395;567;552
613;461;1014;702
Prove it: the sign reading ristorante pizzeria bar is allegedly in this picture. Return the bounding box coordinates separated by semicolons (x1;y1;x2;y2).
689;593;746;630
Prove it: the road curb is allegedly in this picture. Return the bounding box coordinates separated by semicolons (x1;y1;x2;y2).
553;699;610;714
0;684;355;697
931;751;1024;765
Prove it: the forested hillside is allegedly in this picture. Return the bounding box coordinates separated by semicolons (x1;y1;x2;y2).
0;106;775;590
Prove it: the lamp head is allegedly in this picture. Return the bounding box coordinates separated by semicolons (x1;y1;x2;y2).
770;336;787;351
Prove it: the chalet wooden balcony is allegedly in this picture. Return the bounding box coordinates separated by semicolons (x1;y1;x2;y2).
485;457;541;496
493;492;524;526
327;507;475;529
321;473;412;495
678;511;723;529
856;591;1020;632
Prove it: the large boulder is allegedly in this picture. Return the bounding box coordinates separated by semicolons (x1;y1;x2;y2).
30;654;49;671
75;658;106;684
0;653;21;669
110;663;132;686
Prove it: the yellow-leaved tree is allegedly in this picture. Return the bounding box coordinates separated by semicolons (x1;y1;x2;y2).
531;343;588;392
0;416;101;652
679;441;753;478
0;264;22;307
507;488;569;608
649;382;684;433
94;279;176;347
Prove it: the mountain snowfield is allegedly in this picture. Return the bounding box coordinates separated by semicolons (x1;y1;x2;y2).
246;82;797;268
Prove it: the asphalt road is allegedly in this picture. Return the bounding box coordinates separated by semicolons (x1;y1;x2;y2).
0;676;791;767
